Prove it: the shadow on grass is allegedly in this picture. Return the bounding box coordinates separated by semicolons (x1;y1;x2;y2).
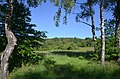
50;51;95;59
10;64;120;79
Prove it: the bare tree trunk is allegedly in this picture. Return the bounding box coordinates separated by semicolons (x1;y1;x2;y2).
117;23;120;63
1;0;17;79
88;0;96;52
100;0;105;66
89;0;96;41
115;0;120;63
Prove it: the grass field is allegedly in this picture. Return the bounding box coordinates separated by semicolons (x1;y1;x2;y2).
9;54;120;79
35;47;94;53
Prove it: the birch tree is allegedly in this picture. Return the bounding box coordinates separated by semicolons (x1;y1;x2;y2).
100;0;105;65
104;0;120;62
0;0;74;78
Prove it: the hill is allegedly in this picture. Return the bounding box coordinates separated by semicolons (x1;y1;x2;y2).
38;37;94;51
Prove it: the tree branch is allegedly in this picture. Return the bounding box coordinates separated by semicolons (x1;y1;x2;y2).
73;13;92;27
79;20;92;27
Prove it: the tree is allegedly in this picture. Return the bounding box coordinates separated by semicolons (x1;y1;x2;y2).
51;0;75;26
104;0;120;62
104;19;117;60
0;0;17;79
0;0;46;79
51;0;98;53
75;0;106;65
1;2;46;72
88;0;96;41
100;0;105;65
75;0;97;52
115;0;120;62
52;0;106;65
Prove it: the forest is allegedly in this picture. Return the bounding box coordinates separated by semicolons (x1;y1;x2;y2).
0;0;120;79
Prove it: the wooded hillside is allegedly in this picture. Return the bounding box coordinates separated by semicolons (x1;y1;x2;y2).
38;37;94;50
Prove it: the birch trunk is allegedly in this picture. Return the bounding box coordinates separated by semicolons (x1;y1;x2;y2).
100;0;105;65
1;0;17;79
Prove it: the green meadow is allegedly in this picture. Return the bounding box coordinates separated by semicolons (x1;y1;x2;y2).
9;52;120;79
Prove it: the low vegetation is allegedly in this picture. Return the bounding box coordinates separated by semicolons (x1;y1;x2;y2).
1;0;120;79
9;54;120;79
8;39;120;79
38;38;94;51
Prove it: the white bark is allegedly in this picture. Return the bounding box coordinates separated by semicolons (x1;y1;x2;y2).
100;0;105;65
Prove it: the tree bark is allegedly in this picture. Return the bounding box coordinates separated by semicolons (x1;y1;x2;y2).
88;0;96;52
100;0;105;65
1;0;17;79
115;0;120;63
89;0;96;41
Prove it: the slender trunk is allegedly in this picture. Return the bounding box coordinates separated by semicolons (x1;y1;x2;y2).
100;0;105;65
88;0;96;52
115;0;120;62
89;0;96;41
1;0;17;79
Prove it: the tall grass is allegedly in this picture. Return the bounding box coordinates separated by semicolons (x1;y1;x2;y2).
9;55;120;79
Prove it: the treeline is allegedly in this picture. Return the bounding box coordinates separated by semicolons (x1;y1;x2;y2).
38;37;94;50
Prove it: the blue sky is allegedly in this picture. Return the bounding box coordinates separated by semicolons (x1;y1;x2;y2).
30;1;112;39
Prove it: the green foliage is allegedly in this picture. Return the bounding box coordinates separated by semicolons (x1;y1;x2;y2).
9;55;120;79
104;19;115;36
95;36;118;61
95;21;118;61
39;37;94;51
75;0;98;22
0;2;46;72
105;36;118;60
52;0;75;26
94;17;119;61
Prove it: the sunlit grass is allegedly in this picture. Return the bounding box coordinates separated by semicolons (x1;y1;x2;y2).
9;54;120;79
